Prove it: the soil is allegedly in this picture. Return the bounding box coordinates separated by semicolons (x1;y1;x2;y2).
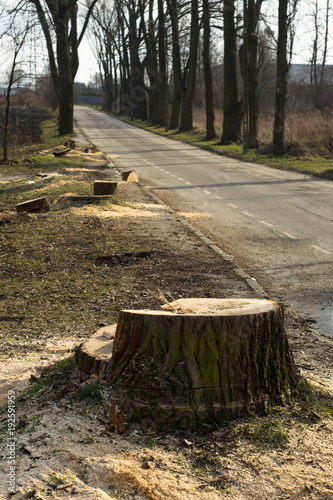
0;144;332;499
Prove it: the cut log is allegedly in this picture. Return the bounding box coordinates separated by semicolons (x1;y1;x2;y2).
103;298;299;431
121;170;139;183
93;181;118;196
53;147;71;157
16;197;50;213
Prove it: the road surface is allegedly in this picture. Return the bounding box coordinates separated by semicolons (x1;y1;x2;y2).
74;106;333;336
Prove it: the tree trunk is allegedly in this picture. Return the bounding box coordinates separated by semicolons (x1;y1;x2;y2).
157;0;167;127
179;0;199;132
220;0;243;144
202;0;216;140
167;0;184;129
102;298;299;431
273;0;288;155
129;7;147;120
32;0;98;135
247;0;263;149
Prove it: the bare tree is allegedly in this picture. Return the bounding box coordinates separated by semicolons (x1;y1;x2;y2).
1;26;29;162
273;0;298;155
202;0;216;139
178;0;199;131
220;0;243;144
310;0;331;110
27;0;99;135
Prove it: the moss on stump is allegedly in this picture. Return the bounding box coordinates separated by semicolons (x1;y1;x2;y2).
103;298;300;431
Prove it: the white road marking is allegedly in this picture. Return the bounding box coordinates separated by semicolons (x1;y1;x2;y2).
185;181;192;185
228;203;238;208
215;196;223;200
171;174;176;178
177;178;184;181
243;211;254;217
204;190;211;195
311;245;332;255
260;220;274;227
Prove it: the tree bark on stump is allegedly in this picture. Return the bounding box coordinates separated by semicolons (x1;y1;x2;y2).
105;298;299;431
93;181;118;195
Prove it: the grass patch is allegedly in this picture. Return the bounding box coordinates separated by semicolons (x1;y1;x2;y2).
244;419;290;447
76;382;104;403
0;111;88;177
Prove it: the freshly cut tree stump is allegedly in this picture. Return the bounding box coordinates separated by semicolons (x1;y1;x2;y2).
51;194;113;210
63;139;75;149
121;170;139;183
94;181;118;195
76;325;116;377
84;144;97;153
105;298;299;431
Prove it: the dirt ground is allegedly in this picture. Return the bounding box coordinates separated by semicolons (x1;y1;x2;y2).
0;150;333;499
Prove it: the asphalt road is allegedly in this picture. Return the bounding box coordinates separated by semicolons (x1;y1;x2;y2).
74;106;333;336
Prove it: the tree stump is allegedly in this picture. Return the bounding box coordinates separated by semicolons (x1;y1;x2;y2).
105;298;299;431
121;170;139;183
63;139;75;149
93;181;118;196
16;197;50;213
76;325;116;377
84;144;97;153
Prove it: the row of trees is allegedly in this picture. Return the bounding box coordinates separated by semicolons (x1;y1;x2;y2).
1;0;332;158
89;0;299;154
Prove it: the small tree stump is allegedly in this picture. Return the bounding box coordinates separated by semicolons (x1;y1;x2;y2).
63;140;75;149
121;170;139;183
94;181;118;196
76;325;116;377
84;144;97;153
105;298;299;431
16;197;50;213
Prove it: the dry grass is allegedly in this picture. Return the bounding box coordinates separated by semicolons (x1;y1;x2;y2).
192;107;333;157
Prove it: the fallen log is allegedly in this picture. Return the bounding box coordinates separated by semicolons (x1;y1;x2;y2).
53;147;71;157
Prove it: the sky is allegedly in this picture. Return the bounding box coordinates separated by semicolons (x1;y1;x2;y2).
1;0;333;85
76;37;100;84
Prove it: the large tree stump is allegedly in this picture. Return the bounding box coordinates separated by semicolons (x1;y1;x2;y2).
105;298;299;431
